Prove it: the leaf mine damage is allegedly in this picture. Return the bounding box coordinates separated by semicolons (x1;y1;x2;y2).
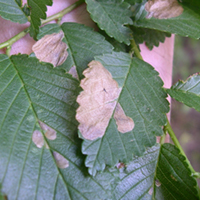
32;130;44;148
32;121;57;148
76;60;134;140
145;0;183;19
53;151;69;169
32;31;68;67
114;103;134;133
38;121;57;140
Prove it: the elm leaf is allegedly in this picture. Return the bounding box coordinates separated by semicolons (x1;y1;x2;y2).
0;0;27;23
36;23;113;79
155;143;199;200
0;54;116;200
28;0;52;39
81;52;169;175
85;0;133;44
133;4;200;39
167;74;200;112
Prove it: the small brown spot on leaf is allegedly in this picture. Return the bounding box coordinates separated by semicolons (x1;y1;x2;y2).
116;162;126;169
148;187;153;195
38;121;57;140
76;61;134;140
155;179;161;187
32;31;68;67
53;151;69;169
68;66;79;80
32;130;44;148
114;103;134;133
145;0;183;19
170;174;177;181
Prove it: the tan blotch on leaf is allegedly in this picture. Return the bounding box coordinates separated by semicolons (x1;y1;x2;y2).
38;121;57;140
76;60;134;140
145;0;183;19
32;130;44;148
68;66;79;80
32;31;68;67
53;151;69;169
114;103;134;133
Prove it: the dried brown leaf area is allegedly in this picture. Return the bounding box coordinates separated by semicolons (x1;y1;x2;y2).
32;121;57;148
114;103;134;133
32;31;68;67
145;0;183;19
76;61;134;140
53;152;69;169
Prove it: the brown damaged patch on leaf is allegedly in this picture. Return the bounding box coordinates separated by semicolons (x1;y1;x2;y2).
114;103;134;133
32;31;68;67
32;130;44;148
68;66;79;80
76;60;134;140
53;151;69;169
145;0;183;19
38;121;57;140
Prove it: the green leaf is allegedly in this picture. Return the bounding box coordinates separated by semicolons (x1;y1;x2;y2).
113;144;160;199
125;0;143;4
28;0;53;39
0;0;27;23
132;27;171;50
81;52;169;175
155;143;199;200
167;74;200;112
0;54;119;200
36;23;113;79
133;5;200;39
85;0;133;45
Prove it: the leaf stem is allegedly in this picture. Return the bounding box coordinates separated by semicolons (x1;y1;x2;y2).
0;0;84;50
0;28;29;50
165;118;200;177
159;134;166;145
130;38;143;60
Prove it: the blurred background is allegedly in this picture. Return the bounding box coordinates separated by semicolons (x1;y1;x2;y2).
171;35;200;172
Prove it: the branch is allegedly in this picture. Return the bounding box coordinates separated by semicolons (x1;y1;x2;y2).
0;0;84;50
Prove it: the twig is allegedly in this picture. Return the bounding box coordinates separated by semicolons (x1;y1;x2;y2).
0;0;84;50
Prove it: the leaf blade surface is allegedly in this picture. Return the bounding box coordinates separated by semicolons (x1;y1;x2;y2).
167;74;200;112
81;52;169;175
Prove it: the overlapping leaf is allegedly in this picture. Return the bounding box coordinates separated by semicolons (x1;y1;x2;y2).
85;0;133;44
81;52;169;175
125;0;143;5
36;23;113;79
0;54;118;200
28;0;52;39
0;0;27;23
132;26;171;50
113;144;160;200
133;4;200;39
155;143;199;200
167;74;200;112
